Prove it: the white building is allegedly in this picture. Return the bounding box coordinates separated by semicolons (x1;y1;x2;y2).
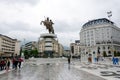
80;18;120;61
0;34;20;57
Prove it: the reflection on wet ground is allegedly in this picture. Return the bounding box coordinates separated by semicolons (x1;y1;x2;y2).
0;62;105;80
78;62;120;79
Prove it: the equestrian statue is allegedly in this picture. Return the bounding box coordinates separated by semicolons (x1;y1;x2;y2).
40;17;54;34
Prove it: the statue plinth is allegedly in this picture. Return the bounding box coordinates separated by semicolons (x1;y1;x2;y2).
38;33;58;58
40;33;57;38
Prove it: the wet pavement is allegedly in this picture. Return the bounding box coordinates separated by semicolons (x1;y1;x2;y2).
74;61;120;80
0;58;105;80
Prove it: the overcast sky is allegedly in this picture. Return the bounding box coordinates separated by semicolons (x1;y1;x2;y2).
0;0;120;47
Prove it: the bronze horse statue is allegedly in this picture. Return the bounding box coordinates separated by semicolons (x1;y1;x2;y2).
40;17;54;34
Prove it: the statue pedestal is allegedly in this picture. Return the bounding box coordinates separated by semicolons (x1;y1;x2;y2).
40;33;57;38
38;33;58;58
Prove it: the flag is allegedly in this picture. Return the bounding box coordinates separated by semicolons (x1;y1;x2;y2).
107;11;112;18
107;11;112;14
108;14;112;17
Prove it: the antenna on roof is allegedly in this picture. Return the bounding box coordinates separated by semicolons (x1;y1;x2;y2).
107;11;112;20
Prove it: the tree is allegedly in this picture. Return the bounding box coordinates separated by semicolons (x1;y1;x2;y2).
117;51;120;56
24;50;29;59
103;51;107;57
114;51;117;57
30;49;39;57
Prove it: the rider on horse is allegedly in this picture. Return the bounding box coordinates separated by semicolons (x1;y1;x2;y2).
40;17;54;34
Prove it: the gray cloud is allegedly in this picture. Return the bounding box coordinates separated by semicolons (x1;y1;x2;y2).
0;21;46;43
0;21;45;35
0;0;40;5
0;22;29;33
1;0;120;47
0;23;11;33
54;20;82;33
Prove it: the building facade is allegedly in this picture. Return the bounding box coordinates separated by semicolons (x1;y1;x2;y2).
70;40;81;57
80;18;120;61
63;50;70;57
0;34;20;57
24;41;37;51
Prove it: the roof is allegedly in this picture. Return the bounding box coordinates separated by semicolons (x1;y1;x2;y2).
82;18;114;29
0;34;17;41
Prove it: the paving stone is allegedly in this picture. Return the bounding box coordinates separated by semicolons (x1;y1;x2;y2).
0;59;105;80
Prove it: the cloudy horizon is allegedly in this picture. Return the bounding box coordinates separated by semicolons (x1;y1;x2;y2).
0;0;120;47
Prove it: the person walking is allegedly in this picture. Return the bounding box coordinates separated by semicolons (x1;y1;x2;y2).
0;59;5;71
12;57;15;69
112;57;116;65
18;56;23;69
6;58;10;72
14;54;19;70
88;56;92;63
115;57;119;65
68;56;71;64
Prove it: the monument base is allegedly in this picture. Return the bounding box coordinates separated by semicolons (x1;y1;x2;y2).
40;33;57;38
38;33;59;58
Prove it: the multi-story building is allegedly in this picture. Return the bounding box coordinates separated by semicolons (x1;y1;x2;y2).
80;18;120;61
38;34;64;57
58;44;64;57
70;40;81;57
64;50;70;57
24;41;37;51
0;34;20;57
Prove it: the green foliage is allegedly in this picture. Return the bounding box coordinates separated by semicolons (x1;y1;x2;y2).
114;51;117;57
103;51;107;57
117;51;120;56
23;50;29;59
23;49;39;58
30;49;39;57
112;51;120;57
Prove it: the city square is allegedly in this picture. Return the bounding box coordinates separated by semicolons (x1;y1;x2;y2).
0;0;120;80
0;58;120;80
0;58;108;80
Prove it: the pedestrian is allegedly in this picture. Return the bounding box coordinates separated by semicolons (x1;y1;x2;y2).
96;56;99;62
68;57;71;64
14;54;19;70
12;57;15;69
2;59;6;70
94;57;96;63
115;57;119;65
88;57;92;63
18;56;23;69
94;57;98;63
112;57;116;65
6;58;10;71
